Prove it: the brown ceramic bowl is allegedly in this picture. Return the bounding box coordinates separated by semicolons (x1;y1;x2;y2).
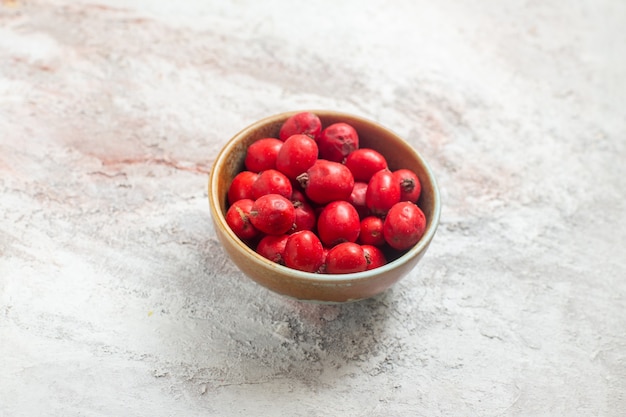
208;110;440;303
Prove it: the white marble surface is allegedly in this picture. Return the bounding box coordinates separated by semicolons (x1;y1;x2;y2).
1;0;625;415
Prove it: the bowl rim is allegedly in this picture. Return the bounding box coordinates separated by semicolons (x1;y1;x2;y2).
208;109;441;283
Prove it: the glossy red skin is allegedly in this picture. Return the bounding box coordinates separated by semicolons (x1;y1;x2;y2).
383;201;426;250
276;134;319;180
244;138;283;173
344;148;388;182
256;234;289;264
349;181;370;218
283;230;325;272
249;194;296;235
225;199;259;240
298;159;354;205
318;122;359;162
394;168;422;203
291;199;317;233
358;216;385;246
279;112;323;141
251;169;293;200
317;201;360;247
361;244;387;270
290;189;308;204
325;242;367;274
366;169;401;216
227;171;258;205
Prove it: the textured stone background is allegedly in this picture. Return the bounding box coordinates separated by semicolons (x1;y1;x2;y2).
1;0;625;416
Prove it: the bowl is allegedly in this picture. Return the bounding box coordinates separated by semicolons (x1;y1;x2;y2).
208;110;441;303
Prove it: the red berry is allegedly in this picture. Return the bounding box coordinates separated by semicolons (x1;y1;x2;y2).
249;194;296;235
276;134;318;180
251;169;293;200
349;181;370;218
256;234;289;264
325;242;368;274
244;138;283;173
225;199;259;240
291;198;317;233
283;230;325;272
279;112;322;141
383;201;426;250
358;216;385;246
361;244;387;270
318;122;359;162
317;200;360;247
297;159;354;205
290;189;308;204
393;169;422;203
344;148;388;182
366;169;401;216
227;171;258;205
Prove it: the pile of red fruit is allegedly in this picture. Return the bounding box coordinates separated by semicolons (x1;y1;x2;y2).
225;111;427;274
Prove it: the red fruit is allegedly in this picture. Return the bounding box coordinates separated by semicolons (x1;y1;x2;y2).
317;201;360;247
225;199;259;240
344;148;388;182
249;194;296;235
394;169;422;203
359;216;385;246
297;159;354;205
366;169;401;216
276;134;318;180
291;198;317;233
290;189;308;204
279;112;322;141
318;122;359;162
325;242;368;274
244;138;283;173
349;181;370;218
361;244;387;270
256;234;289;264
227;171;258;205
383;201;426;250
322;246;329;265
251;169;293;200
283;230;325;272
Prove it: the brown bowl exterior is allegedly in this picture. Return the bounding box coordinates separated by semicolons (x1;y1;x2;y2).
208;110;441;303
